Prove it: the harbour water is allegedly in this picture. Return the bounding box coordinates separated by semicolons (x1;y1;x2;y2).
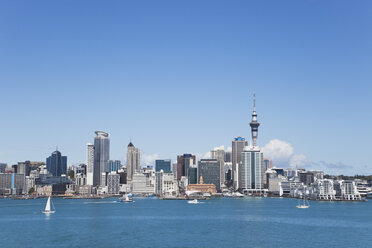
0;197;371;248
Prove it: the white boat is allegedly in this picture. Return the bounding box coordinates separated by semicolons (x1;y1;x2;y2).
120;195;133;203
296;195;310;209
42;196;56;214
188;199;200;204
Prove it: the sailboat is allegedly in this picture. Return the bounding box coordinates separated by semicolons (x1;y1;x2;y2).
296;195;310;209
42;196;56;214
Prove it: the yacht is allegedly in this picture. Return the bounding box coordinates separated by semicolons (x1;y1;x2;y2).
120;194;133;203
296;195;310;209
187;199;200;204
42;196;56;214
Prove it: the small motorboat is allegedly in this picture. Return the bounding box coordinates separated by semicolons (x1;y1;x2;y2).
120;195;133;203
187;199;200;204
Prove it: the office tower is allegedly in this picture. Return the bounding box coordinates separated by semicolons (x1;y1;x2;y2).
93;131;110;186
232;137;247;189
107;172;120;194
211;147;225;186
155;159;172;173
109;160;121;172
0;163;7;173
176;154;196;181
241;95;264;193
17;161;31;176
198;159;221;192
188;166;198;184
224;150;232;163
86;143;94;186
46;150;67;177
127;142;140;181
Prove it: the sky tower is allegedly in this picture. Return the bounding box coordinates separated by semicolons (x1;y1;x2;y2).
250;94;260;147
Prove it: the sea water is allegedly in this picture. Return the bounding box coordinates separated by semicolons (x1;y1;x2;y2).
0;197;371;248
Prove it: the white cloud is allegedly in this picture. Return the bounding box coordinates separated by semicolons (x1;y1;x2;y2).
289;154;308;168
141;153;159;166
225;146;232;152
213;145;224;151
261;139;294;166
202;151;211;159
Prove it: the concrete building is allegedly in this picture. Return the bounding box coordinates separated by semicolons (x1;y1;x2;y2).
311;179;336;200
86;143;94;186
187;176;217;195
211;146;225;186
155;170;178;197
232;137;247;189
198;159;221;192
131;173;154;194
241;146;264;194
339;180;361;200
177;154;196;181
155;159;172;173
188;166;198;184
109;160;121;172
46;150;67;177
93;131;110;186
127;142;140;181
0;163;7;173
107;172;120;194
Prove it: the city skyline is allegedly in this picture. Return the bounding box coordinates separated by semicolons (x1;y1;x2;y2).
0;1;371;175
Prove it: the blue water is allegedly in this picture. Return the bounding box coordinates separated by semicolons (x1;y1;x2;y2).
0;197;371;248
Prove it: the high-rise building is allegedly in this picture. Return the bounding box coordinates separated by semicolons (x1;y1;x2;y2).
86;143;94;186
198;159;221;192
176;154;196;181
46;150;67;177
126;142;140;181
211;147;225;186
109;160;121;172
155;160;172;173
232;137;247;189
224;150;232;163
107;172;120;194
241;94;264;193
93;131;110;186
17;161;31;176
188;166;198;184
0;163;7;173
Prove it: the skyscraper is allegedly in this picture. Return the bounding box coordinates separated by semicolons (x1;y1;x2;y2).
126;142;140;181
198;159;221;192
176;154;196;181
211;147;225;187
86;143;94;186
241;95;264;193
109;160;121;172
155;159;171;173
46;150;67;177
232;137;247;189
93;131;110;186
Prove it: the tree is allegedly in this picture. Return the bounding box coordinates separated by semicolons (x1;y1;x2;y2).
28;187;35;195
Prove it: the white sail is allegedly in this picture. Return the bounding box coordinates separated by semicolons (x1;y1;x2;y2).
45;196;51;212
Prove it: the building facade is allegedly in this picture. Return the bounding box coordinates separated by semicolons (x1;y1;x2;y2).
198;159;221;192
93;131;110;186
155;159;171;173
232;137;247;189
86;143;94;186
126;142;140;181
46;150;67;177
176;154;196;181
211;147;225;187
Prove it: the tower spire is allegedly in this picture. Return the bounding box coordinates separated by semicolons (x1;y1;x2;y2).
250;93;260;147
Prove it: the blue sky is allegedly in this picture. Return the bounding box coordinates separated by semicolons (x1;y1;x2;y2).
0;0;371;175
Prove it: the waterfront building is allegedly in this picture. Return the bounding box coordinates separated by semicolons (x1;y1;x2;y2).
46;150;67;177
93;131;110;186
107;172;120;194
241;146;264;193
198;159;221;192
131;172;155;194
339;180;361;200
155;159;172;173
311;179;336;200
155;170;178;197
232;137;247;189
126;142;140;181
86;143;94;186
211;146;225;186
0;173;26;195
279;181;304;196
75;173;87;186
109;160;121;172
176;154;196;181
187;176;217;195
268;176;288;195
